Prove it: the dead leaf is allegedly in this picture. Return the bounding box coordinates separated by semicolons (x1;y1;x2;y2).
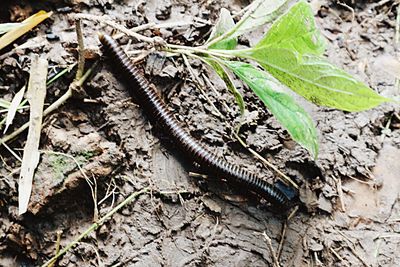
4;86;25;134
0;10;52;51
18;55;48;215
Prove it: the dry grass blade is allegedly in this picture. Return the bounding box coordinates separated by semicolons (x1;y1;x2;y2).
4;86;25;133
18;55;48;215
0;10;52;51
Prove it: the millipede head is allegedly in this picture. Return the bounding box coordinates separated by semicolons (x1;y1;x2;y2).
98;33;116;48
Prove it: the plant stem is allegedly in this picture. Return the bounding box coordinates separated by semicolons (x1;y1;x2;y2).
232;131;299;190
73;13;155;43
41;187;149;267
46;63;77;86
75;19;85;80
165;44;235;58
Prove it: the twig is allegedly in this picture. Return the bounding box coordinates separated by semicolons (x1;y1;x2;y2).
46;63;77;86
347;244;369;267
337;2;355;22
395;5;400;91
189;172;209;180
41;187;149;267
277;222;287;260
166;44;234;59
262;231;281;267
73;13;155;43
348;175;374;185
48;230;62;267
333;176;346;212
2;142;22;162
233;132;299;190
330;247;347;266
75;19;85;80
287;205;299;221
0;63;96;145
130;21;194;32
396;5;400;45
336;230;369;267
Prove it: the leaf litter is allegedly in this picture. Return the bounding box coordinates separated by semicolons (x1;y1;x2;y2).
18;55;48;215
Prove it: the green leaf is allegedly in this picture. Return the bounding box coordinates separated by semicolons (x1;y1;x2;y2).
255;0;326;56
225;60;318;158
0;99;11;109
230;0;289;40
204;57;245;114
239;47;391;112
206;8;237;50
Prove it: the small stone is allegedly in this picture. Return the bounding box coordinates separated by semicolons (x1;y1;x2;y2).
46;33;60;41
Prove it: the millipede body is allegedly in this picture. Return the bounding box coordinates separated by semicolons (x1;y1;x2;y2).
99;33;290;209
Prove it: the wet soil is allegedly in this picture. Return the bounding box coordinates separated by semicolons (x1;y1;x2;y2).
1;0;400;266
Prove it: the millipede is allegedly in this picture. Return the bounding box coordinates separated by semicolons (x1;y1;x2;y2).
99;33;290;210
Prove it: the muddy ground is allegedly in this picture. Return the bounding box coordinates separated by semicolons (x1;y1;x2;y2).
1;0;400;266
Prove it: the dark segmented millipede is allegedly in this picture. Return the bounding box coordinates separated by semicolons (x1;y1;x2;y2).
99;33;290;210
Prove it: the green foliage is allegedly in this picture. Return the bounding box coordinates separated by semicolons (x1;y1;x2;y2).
78;150;97;160
226;0;289;40
243;47;391;111
235;1;391;112
206;8;237;50
225;61;318;158
254;1;326;55
176;0;394;158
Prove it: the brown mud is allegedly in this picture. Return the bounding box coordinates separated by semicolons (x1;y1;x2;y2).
0;0;400;266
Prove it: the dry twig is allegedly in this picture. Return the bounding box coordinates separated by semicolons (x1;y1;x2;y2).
262;231;281;267
75;19;85;80
41;187;149;267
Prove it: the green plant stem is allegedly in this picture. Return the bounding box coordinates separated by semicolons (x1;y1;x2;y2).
41;187;149;267
165;44;235;59
47;63;77;86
